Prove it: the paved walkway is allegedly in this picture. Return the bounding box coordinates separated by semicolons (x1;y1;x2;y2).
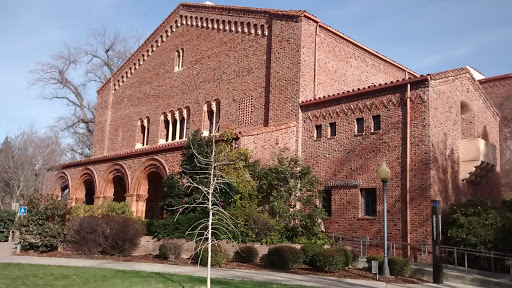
0;242;478;288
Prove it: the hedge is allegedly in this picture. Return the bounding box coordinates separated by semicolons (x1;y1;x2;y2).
267;246;304;270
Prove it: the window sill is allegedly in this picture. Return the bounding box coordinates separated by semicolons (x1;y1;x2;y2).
370;131;381;135
327;136;336;139
313;138;322;141
358;216;377;220
354;133;364;137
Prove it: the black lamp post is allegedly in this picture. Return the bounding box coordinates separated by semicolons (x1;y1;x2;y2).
377;162;391;277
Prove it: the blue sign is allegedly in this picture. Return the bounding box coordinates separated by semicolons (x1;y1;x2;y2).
18;206;27;216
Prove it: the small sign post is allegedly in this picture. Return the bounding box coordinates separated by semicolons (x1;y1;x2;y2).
18;206;27;216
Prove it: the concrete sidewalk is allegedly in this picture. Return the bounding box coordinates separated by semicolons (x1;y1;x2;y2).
0;242;476;288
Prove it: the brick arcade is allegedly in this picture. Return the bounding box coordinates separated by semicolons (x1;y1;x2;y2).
44;2;507;253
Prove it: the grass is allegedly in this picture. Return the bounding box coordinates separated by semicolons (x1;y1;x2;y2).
0;263;307;288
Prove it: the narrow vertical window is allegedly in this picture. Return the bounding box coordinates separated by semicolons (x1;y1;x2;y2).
144;117;150;146
361;188;377;217
320;190;332;217
160;113;170;143
175;49;184;71
373;115;381;131
329;122;336;137
356;118;364;134
315;125;322;139
136;118;145;148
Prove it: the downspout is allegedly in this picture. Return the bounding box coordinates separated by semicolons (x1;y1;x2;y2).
405;71;411;256
314;23;319;98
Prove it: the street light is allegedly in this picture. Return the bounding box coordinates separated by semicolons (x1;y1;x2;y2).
377;162;391;277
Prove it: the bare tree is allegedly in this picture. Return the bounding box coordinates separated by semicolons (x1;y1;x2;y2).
169;135;238;288
31;27;139;160
0;127;64;209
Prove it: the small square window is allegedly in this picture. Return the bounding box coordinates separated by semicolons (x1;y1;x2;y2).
356;118;364;134
361;188;377;217
373;115;381;131
315;125;322;139
320;190;332;217
329;122;336;137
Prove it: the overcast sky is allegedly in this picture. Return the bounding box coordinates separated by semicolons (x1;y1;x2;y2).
0;0;511;140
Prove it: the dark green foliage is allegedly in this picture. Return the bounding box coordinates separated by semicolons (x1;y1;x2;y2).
0;210;16;242
267;246;304;270
15;193;67;252
192;245;227;267
160;131;328;245
443;201;512;253
366;255;410;276
234;246;259;263
66;216;145;256
301;243;324;266
309;248;348;272
158;240;183;262
161;130;234;214
388;256;411;277
148;213;206;240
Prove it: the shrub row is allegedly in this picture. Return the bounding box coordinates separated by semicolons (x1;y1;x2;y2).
366;255;411;277
69;202;133;218
192;244;227;267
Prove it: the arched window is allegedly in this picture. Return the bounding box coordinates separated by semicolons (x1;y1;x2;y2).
460;101;475;139
175;48;184;71
136;117;150;148
159;113;170;143
203;99;220;136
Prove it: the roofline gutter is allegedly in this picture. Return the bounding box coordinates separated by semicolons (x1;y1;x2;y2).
299;75;429;108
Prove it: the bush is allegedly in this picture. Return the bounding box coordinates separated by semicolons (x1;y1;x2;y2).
309;248;348;272
389;256;411;276
301;243;324;266
192;245;227;267
267;246;304;270
366;255;410;276
66;215;145;256
0;210;16;242
148;213;205;240
15;194;67;252
158;240;183;263
234;246;259;263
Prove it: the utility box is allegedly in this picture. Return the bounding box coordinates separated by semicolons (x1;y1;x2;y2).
371;260;379;280
371;260;379;274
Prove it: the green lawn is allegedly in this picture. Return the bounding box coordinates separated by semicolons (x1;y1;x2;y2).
0;263;307;288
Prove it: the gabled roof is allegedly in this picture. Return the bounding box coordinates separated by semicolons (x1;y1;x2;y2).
98;2;418;93
300;67;500;120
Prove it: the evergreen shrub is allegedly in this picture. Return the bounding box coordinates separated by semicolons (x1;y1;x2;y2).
267;246;304;270
301;243;324;266
234;246;259;263
0;210;16;242
309;248;347;272
16;193;67;252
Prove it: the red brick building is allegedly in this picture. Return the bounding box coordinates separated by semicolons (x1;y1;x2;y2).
44;3;504;249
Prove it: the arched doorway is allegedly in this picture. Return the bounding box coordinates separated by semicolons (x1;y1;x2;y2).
113;175;127;202
145;171;164;219
84;178;95;205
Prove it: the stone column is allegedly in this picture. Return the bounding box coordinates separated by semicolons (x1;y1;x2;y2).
135;194;149;218
175;111;181;140
167;113;173;142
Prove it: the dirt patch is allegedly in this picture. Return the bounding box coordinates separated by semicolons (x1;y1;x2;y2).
17;250;426;284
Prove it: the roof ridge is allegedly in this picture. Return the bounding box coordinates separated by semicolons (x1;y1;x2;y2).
479;73;512;83
300;75;428;106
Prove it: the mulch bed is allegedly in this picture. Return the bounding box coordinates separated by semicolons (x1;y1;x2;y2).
17;250;426;285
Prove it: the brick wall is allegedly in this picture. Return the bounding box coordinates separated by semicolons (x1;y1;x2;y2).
480;75;512;198
429;70;501;205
